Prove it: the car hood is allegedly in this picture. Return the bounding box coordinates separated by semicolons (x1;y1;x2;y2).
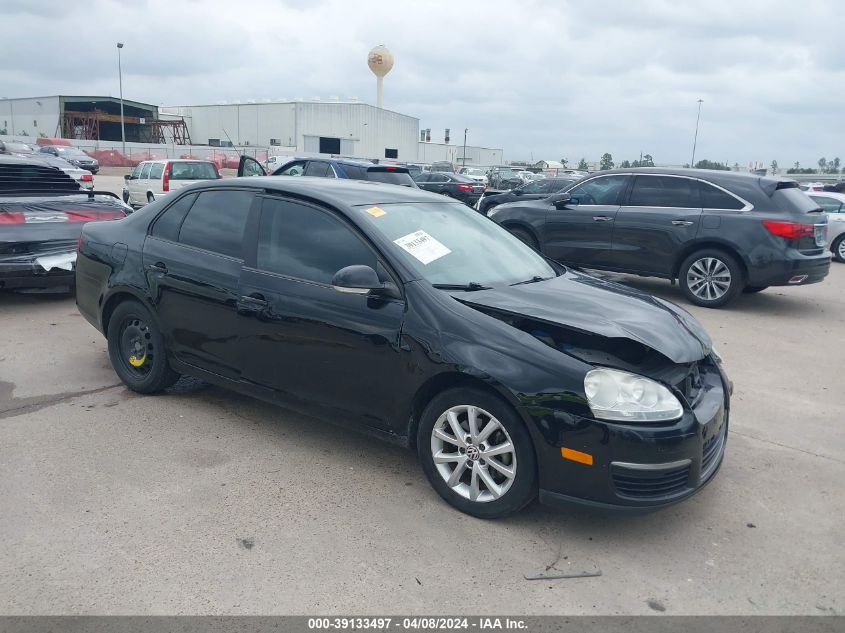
456;270;711;364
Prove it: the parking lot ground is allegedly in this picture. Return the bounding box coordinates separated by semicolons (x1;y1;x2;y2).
1;267;843;615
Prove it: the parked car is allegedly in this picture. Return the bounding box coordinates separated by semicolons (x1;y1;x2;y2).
430;161;455;173
489;168;830;308
264;155;289;172
476;177;577;215
413;172;485;206
458;167;487;183
0;141;94;190
123;159;221;207
38;145;99;174
75;176;728;518
487;166;523;190
0;155;127;291
808;191;845;262
251;156;417;187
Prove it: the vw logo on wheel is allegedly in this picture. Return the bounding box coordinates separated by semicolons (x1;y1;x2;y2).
465;445;481;461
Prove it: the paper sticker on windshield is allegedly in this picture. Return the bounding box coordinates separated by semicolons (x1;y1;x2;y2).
366;206;386;218
393;230;451;265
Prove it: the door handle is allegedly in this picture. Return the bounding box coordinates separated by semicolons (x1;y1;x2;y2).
146;262;168;273
237;293;268;314
592;216;613;222
672;220;695;226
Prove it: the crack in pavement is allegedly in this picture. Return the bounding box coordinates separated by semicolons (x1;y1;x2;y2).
0;382;123;420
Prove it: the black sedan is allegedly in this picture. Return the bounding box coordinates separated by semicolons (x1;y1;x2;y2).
76;177;729;518
413;172;485;206
476;177;577;215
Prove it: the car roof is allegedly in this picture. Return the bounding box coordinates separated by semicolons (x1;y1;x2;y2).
190;175;447;206
138;158;215;164
808;191;845;201
589;166;796;187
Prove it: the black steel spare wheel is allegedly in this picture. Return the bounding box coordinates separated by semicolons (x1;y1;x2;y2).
107;300;179;393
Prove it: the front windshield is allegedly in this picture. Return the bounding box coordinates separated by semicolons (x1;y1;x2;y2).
357;201;556;287
56;147;86;157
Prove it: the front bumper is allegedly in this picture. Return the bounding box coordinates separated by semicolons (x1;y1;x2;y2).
529;359;729;511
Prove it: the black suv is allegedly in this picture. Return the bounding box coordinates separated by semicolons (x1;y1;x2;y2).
489;168;830;307
476;177;577;215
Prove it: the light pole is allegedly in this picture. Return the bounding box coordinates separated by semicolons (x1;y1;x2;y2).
117;42;126;155
690;98;703;168
462;128;468;168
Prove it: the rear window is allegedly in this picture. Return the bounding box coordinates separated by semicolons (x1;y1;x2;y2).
366;169;415;186
170;162;218;180
339;164;367;180
773;187;822;213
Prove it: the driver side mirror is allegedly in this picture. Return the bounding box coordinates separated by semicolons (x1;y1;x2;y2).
513;189;523;196
332;265;401;299
548;192;575;209
124;174;131;181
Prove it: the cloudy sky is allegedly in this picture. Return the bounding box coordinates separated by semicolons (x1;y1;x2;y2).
2;0;841;166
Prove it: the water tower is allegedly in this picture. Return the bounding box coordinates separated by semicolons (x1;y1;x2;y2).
367;45;394;109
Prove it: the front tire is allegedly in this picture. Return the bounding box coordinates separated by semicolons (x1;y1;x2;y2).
507;227;539;251
679;249;744;308
417;388;537;518
107;300;180;393
832;235;845;263
147;192;155;204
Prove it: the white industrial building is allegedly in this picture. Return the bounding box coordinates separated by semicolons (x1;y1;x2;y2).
2;95;504;166
160;100;503;165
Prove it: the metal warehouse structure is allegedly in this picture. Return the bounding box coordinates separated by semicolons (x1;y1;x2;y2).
0;95;168;143
161;101;420;161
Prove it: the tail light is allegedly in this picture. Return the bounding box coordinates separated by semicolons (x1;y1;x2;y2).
456;184;473;191
762;220;814;240
80;173;93;182
163;162;171;192
0;212;25;224
76;235;83;252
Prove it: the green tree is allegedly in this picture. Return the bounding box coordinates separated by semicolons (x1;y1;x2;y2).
830;157;840;174
642;154;654;167
818;157;827;174
577;158;588;170
770;160;778;174
559;158;569;168
619;160;631;168
794;161;800;171
694;159;730;171
599;153;614;170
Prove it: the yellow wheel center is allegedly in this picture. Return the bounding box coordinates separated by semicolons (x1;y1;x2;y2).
128;352;146;368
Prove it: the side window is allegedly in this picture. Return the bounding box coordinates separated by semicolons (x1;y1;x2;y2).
130;164;143;179
257;198;378;284
150;193;197;241
522;180;546;194
139;163;152;180
809;196;842;213
698;181;745;210
340;165;367;180
178;190;254;258
413;173;430;183
149;163;164;180
628;176;695;208
431;174;449;183
278;161;305;176
569;175;630;206
304;161;331;178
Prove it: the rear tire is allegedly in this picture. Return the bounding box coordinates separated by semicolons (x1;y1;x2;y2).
832;235;845;263
508;227;539;251
678;249;744;308
743;286;768;294
417;387;537;519
107;300;180;394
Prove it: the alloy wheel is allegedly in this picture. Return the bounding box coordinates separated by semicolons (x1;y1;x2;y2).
430;405;517;503
686;257;732;301
838;238;845;261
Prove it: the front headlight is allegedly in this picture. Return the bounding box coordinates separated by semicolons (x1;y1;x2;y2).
710;345;723;364
584;368;683;423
